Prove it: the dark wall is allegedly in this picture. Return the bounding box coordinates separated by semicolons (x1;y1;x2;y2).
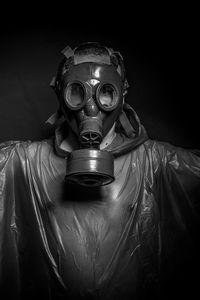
0;13;198;148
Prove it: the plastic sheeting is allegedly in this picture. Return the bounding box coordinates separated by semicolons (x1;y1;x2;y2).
0;107;200;300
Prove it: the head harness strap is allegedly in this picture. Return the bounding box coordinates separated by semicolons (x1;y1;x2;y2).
50;43;129;99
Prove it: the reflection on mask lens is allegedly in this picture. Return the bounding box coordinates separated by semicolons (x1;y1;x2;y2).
98;84;117;108
65;83;85;108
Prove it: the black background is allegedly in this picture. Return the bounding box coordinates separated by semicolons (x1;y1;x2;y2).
0;7;198;148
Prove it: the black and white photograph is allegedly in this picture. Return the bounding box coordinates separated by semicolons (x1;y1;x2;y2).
0;7;199;300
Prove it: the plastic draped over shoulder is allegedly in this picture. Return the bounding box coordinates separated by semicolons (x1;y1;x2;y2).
0;105;200;300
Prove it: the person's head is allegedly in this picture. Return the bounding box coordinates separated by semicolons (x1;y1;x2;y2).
50;42;130;187
52;42;129;148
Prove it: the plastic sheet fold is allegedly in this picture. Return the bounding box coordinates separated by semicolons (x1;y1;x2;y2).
1;108;200;300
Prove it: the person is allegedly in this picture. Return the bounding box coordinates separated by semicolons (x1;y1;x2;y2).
0;42;200;300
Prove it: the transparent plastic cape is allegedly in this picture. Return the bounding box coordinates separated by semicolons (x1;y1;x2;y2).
0;106;200;300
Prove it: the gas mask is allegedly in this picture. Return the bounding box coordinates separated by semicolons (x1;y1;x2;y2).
51;43;128;187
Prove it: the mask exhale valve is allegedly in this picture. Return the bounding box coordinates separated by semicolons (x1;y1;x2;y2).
65;149;115;186
80;132;101;148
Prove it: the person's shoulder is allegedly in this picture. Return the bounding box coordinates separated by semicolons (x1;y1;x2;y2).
0;140;23;151
129;139;169;155
142;139;183;154
0;138;55;159
21;138;55;158
0;140;28;161
132;139;179;166
141;138;199;167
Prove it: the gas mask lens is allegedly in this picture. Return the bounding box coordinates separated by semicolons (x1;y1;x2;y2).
97;84;119;111
64;82;119;112
64;82;85;109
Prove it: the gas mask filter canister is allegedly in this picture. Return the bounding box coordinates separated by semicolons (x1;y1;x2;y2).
65;149;115;187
